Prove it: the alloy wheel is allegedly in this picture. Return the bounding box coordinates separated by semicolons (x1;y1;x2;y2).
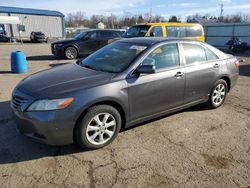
212;83;226;106
86;113;116;145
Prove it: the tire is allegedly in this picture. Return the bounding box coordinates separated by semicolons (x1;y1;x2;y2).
65;47;78;59
76;105;122;150
207;79;228;109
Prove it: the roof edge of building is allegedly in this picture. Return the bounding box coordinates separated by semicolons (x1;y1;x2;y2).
0;6;64;17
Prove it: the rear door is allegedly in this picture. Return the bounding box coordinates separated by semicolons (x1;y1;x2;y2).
128;43;185;121
180;42;221;104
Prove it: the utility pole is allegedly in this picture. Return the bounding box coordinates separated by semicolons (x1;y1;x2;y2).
149;8;152;22
111;13;114;29
220;3;224;22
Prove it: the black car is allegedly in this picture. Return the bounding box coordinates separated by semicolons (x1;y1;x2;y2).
30;31;47;43
0;34;16;42
51;29;122;59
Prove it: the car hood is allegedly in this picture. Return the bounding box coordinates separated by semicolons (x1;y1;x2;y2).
52;39;76;45
17;63;115;98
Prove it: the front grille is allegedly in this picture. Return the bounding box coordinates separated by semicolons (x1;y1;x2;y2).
11;95;27;110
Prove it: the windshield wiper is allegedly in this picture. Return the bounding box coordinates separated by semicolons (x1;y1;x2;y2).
82;64;96;71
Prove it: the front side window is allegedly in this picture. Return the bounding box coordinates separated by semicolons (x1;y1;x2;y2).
123;25;150;38
182;43;206;64
74;31;89;39
142;43;179;70
88;31;97;39
149;26;163;37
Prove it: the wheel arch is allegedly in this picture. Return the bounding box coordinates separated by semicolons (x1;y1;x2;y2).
73;100;127;142
219;76;231;92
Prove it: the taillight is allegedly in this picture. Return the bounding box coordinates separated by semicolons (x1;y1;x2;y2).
234;60;240;68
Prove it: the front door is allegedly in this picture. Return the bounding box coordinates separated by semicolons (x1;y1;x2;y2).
127;43;185;121
78;31;100;55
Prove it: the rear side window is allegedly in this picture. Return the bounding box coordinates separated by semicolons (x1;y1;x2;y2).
186;26;203;37
166;26;186;37
88;31;97;39
166;26;203;37
182;43;206;64
149;26;163;37
99;31;119;39
206;48;219;61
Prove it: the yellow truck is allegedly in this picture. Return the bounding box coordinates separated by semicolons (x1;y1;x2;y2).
123;22;205;42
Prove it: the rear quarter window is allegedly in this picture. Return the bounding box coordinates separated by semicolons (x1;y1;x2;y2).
206;48;219;61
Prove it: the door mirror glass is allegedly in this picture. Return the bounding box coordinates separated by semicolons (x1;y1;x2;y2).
136;65;156;74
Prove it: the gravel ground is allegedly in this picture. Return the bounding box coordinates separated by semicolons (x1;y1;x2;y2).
0;44;249;188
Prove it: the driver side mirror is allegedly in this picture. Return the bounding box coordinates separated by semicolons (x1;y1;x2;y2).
136;65;156;74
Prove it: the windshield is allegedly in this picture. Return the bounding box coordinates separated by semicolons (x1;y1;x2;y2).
35;32;43;35
123;25;150;38
74;31;90;39
80;42;148;73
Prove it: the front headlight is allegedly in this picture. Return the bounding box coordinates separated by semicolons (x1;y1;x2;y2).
27;98;73;111
54;43;63;48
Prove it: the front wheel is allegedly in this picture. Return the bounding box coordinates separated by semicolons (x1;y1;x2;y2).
76;105;122;150
207;79;228;109
65;47;78;59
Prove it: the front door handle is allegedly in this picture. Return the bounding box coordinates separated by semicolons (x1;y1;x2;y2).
175;72;184;78
213;64;220;68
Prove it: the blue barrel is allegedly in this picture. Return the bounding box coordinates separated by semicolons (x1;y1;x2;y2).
11;51;28;73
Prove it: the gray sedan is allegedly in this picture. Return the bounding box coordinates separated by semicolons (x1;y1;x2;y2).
11;38;239;149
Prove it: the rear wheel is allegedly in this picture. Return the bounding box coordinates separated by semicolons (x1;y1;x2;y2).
76;105;121;150
207;79;228;109
65;47;78;59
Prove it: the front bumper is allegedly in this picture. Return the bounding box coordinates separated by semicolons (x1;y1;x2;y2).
11;89;75;146
37;38;47;42
51;44;63;57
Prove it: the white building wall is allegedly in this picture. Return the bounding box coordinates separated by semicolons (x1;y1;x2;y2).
10;13;63;39
0;12;11;37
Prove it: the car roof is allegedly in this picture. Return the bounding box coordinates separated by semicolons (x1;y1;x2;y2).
135;22;202;27
117;37;201;46
85;29;121;32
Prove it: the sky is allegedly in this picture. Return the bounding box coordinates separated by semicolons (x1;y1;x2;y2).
1;0;250;20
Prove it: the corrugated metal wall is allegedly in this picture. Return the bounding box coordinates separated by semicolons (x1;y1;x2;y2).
10;13;63;39
0;12;11;36
204;23;250;49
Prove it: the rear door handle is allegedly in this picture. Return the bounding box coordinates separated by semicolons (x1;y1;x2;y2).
213;64;220;68
175;72;184;78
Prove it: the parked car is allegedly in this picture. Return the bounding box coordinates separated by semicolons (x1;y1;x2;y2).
123;22;205;42
0;34;16;42
30;31;47;43
12;38;239;149
51;29;123;59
